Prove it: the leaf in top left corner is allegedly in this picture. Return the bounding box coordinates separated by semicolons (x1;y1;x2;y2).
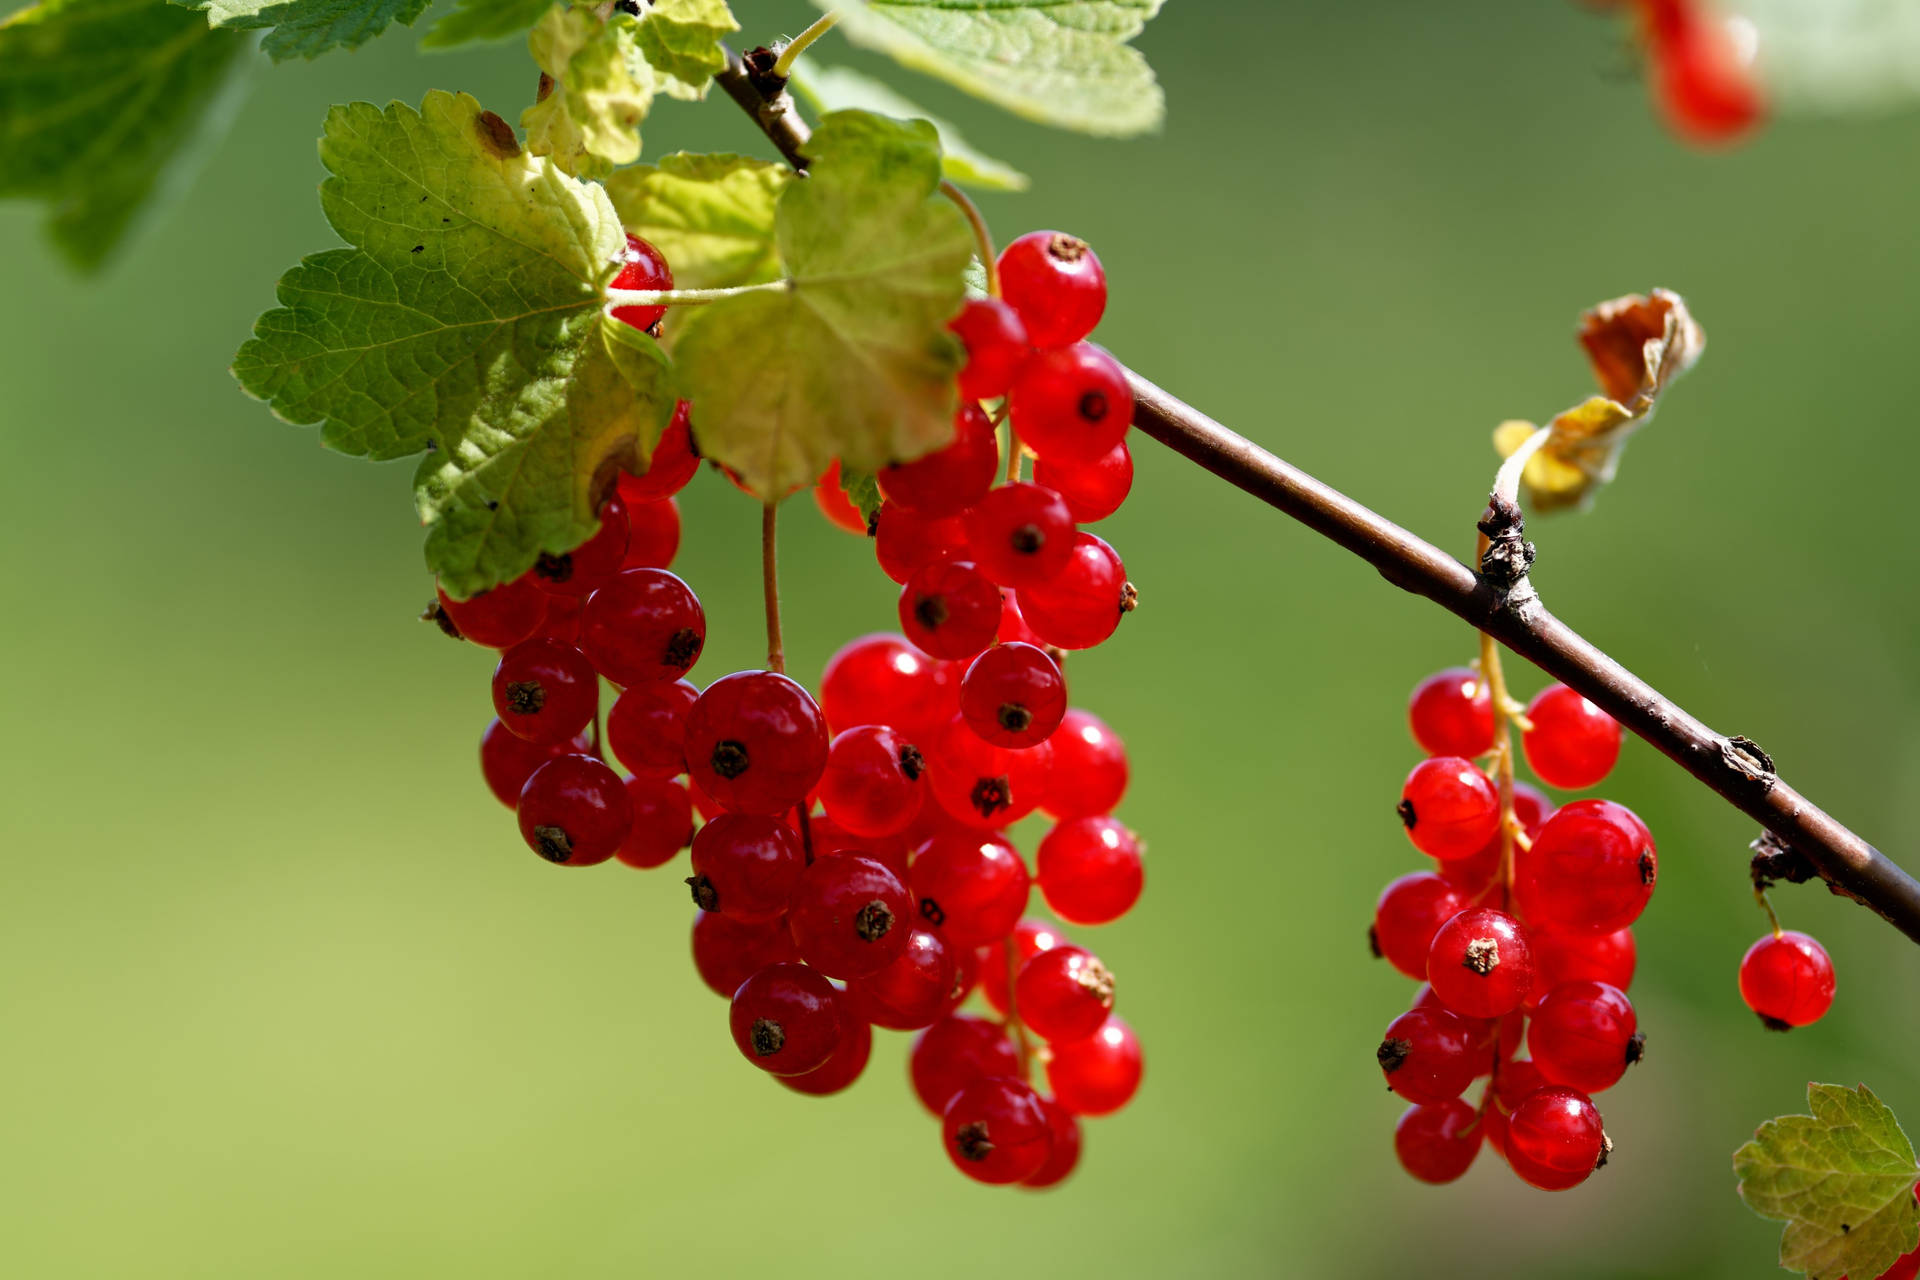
171;0;432;61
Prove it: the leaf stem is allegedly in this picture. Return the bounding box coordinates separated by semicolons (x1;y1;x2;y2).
940;178;999;297
605;281;785;311
771;10;839;79
761;500;784;675
1477;618;1520;912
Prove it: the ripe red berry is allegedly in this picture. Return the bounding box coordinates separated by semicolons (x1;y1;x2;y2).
960;642;1066;749
689;911;799;998
819;633;956;739
603;680;695;779
899;559;1003;660
965;482;1076;588
491;638;599;745
1033;441;1132;524
1015;945;1114;1042
1397;756;1501;860
1377;1006;1480;1106
1529;981;1641;1093
1646;0;1763;147
997;230;1106;349
579;568;705;686
1513;798;1657;935
688;814;806;923
684;671;830;816
1428;908;1535;1019
910;1014;1021;1115
780;997;872;1097
980;918;1070;1015
728;962;843;1076
614;773;694;869
1522;684;1622;789
1047;1015;1142;1116
943;1075;1054;1184
517;754;632;866
911;829;1031;947
609;232;673;331
817;724;925;838
808;813;915;883
1036;815;1143;925
480;717;584;807
1372;872;1474;980
532;496;629;597
1407;667;1494;758
620;497;680;570
1738;930;1836;1029
1016;532;1129;650
1041;709;1129;819
812;460;869;535
1393;1099;1483;1184
926;716;1054;828
872;502;970;584
880;404;998;517
950;296;1031;400
537;593;583;644
618;400;699;504
1506;1086;1607;1190
1441;780;1553;894
845;927;958;1030
787;854;912;979
1008;343;1132;465
438;575;547;648
1529;926;1636;1003
1021;1097;1083;1190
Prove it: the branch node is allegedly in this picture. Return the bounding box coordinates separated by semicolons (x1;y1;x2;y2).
1720;735;1777;794
1476;493;1535;587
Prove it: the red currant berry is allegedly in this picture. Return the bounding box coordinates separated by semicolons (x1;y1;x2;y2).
492;638;599;745
620;497;680;570
787;854;912;979
1521;684;1622;789
997;595;1049;648
480;717;584;807
728;962;843;1076
609;232;673;331
517;754;632;866
438;575;547;648
1377;1007;1480;1105
996;230;1106;349
1428;908;1535;1018
980;918;1070;1015
1394;1099;1484;1184
1008;343;1132;465
812;460;869;535
950;296;1031;400
1513;798;1657;935
1646;0;1763;147
1036;815;1143;925
1442;781;1553;893
943;1076;1054;1184
1372;871;1474;980
880;404;998;517
819;633;956;738
688;814;805;923
613;773;694;869
1506;1086;1607;1189
926;717;1054;827
1407;667;1495;758
1021;1097;1083;1190
1529;926;1636;1003
960;642;1066;749
579;568;705;686
1047;1015;1142;1116
537;592;583;644
1397;756;1501;860
1015;531;1128;650
1015;945;1114;1042
779;994;871;1096
911;828;1030;947
532;496;629;597
873;502;969;584
845;928;957;1030
965;482;1076;588
1033;440;1132;524
1529;981;1641;1093
899;558;1003;660
1041;710;1129;819
1738;929;1835;1029
605;678;698;778
910;1014;1021;1115
684;671;830;815
817;725;925;838
690;911;799;998
618;401;699;504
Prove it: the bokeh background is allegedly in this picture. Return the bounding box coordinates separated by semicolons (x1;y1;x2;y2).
5;1;1920;1276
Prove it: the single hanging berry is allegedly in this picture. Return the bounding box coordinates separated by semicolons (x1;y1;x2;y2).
922;709;1055;829
1396;756;1501;861
819;632;957;738
1504;1086;1608;1191
879;404;999;518
780;1002;872;1097
1047;1016;1143;1116
1014;945;1115;1042
578;568;706;686
980;918;1070;1015
1512;799;1657;935
1016;531;1130;650
1372;871;1474;980
965;482;1077;588
1521;684;1622;789
1376;1007;1481;1106
437;575;547;649
1426;907;1535;1018
1393;1098;1483;1184
618;401;699;504
846;928;959;1030
1033;441;1133;524
996;230;1107;349
605;678;700;779
531;496;630;597
687;814;806;923
817;724;925;838
609;232;674;331
910;1014;1023;1115
959;642;1067;749
910;829;1031;947
942;1076;1055;1185
1036;815;1144;926
516;754;633;866
898;559;1004;660
728;962;845;1076
683;671;829;816
480;717;586;807
1738;929;1835;1029
614;773;694;869
872;502;971;584
620;496;681;570
1406;667;1495;758
949;296;1031;401
491;638;599;745
1041;709;1129;819
1008;343;1133;465
690;911;800;998
1528;980;1642;1093
788;854;914;979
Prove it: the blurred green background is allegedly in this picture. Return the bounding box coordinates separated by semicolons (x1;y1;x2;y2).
5;1;1919;1276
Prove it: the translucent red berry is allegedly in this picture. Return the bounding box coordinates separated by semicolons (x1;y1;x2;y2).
1016;532;1129;650
846;927;958;1031
491;638;599;745
614;773;694;869
943;1075;1054;1184
1047;1015;1142;1116
1372;871;1474;980
1015;945;1114;1042
618;401;699;504
728;962;843;1076
688;813;805;923
1427;907;1535;1019
1397;756;1501;860
1529;981;1641;1093
1008;343;1132;465
779;997;871;1097
438;575;547;648
787;854;912;979
872;502;969;585
1394;1099;1483;1184
1033;441;1131;524
816;724;925;838
959;642;1066;749
690;911;799;998
899;558;1003;660
819;632;956;738
911;828;1031;947
1407;666;1494;758
1513;798;1657;935
1529;926;1636;1002
579;568;705;686
532;497;629;597
812;460;869;535
620;497;680;570
996;230;1106;349
910;1014;1021;1115
1646;0;1763;147
1377;1006;1480;1105
605;678;698;778
480;717;583;807
1506;1086;1607;1190
517;754;632;866
880;403;998;517
1738;929;1835;1029
980;917;1069;1015
609;232;673;331
684;670;829;816
965;482;1076;588
1041;709;1128;819
950;296;1031;401
926;716;1053;828
1021;1097;1083;1190
1036;815;1143;925
1522;684;1622;789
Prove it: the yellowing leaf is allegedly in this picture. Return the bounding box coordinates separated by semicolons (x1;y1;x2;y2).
632;0;737;100
1734;1084;1920;1280
1494;288;1705;513
522;4;653;179
171;0;431;60
604;152;793;290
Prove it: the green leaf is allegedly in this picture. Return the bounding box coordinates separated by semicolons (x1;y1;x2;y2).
818;0;1166;137
838;466;883;525
789;58;1028;192
420;0;551;49
232;90;673;598
603;152;793;290
523;4;653;179
1734;1084;1920;1280
0;0;248;273
670;110;970;500
1740;0;1920;116
171;0;430;61
631;0;737;100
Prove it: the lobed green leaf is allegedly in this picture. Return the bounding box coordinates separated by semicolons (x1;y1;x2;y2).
171;0;431;61
603;152;793;290
789;58;1029;192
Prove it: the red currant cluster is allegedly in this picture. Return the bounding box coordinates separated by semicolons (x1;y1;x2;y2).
432;227;1147;1189
1376;667;1648;1190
